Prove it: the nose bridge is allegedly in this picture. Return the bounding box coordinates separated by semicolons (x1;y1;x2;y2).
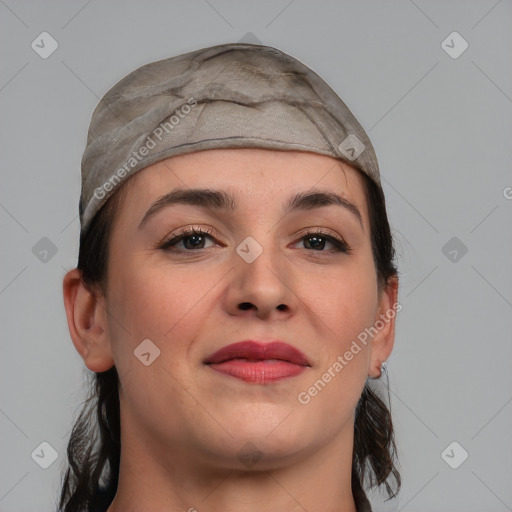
235;228;282;284
229;227;295;315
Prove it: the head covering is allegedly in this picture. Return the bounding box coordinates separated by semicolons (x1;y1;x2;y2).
80;42;381;235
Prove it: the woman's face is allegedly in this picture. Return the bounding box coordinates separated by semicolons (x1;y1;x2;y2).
98;148;396;470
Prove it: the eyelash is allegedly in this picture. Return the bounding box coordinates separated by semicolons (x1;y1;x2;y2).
158;226;351;254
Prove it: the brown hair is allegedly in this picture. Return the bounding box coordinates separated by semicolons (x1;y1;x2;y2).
58;169;400;511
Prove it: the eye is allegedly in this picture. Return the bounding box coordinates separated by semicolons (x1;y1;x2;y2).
296;229;350;253
158;227;351;254
159;227;217;252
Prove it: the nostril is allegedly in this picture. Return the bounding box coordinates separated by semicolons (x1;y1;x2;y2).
239;302;253;310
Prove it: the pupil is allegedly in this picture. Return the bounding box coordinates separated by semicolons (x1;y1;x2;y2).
186;235;203;249
308;236;324;250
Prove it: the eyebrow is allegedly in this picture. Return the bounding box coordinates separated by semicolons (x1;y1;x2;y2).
138;188;363;230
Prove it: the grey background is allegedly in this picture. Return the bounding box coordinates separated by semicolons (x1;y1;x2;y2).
1;1;511;511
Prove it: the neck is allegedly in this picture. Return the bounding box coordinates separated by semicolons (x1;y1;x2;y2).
107;418;358;512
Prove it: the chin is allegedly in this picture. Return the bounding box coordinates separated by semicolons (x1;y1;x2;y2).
233;423;317;462
202;435;313;472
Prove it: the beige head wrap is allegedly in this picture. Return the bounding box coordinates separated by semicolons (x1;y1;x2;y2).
80;42;380;234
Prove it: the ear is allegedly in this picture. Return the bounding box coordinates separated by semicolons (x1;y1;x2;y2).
63;268;114;372
368;275;399;378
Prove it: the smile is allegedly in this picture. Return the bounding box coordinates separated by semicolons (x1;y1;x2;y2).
204;341;310;384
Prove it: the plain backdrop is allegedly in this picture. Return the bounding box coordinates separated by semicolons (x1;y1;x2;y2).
1;1;511;511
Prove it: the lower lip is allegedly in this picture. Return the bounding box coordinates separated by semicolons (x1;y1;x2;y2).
206;359;307;383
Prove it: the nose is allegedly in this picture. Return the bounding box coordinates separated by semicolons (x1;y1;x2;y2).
224;237;299;320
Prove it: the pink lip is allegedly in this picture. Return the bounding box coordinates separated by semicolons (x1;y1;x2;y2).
204;341;310;384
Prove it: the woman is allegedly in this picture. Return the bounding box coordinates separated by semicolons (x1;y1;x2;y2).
60;42;401;512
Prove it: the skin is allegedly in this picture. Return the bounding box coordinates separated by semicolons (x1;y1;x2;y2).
63;148;398;512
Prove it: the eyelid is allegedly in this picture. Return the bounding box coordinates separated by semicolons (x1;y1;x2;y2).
158;225;219;247
298;226;346;241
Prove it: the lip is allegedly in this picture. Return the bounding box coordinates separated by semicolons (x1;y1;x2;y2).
204;341;310;384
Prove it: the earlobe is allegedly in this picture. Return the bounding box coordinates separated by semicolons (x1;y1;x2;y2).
62;268;115;373
369;275;399;378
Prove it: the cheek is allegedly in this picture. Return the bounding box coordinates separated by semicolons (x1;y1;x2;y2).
314;260;378;348
297;274;375;430
106;257;217;363
104;259;213;421
301;257;378;402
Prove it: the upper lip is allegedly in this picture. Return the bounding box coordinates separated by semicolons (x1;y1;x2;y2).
204;341;310;366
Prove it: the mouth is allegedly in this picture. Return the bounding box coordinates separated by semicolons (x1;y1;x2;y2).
203;341;310;384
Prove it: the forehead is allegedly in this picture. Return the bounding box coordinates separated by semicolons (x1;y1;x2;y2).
116;148;370;227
